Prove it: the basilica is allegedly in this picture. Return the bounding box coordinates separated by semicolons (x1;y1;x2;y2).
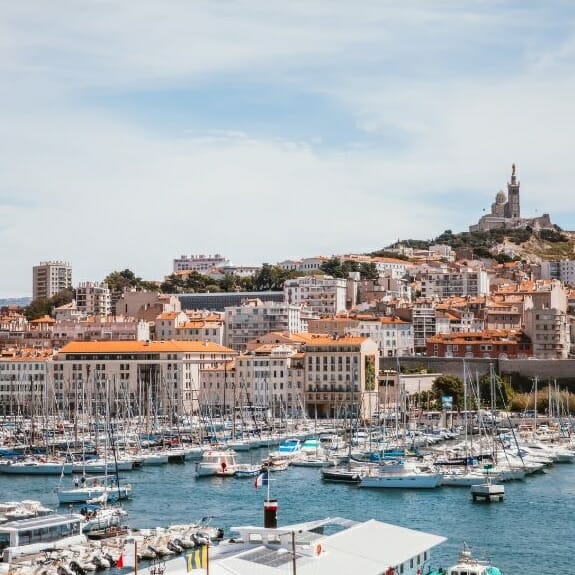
469;164;552;232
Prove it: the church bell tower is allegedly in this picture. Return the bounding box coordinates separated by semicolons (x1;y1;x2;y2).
505;163;520;219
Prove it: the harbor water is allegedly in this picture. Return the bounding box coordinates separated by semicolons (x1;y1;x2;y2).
1;450;573;574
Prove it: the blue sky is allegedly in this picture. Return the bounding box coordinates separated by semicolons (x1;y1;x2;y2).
1;1;575;296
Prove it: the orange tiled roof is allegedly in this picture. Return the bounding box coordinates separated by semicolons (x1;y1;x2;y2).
29;315;56;324
58;340;235;354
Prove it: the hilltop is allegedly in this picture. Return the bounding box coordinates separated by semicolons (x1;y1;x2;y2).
375;226;575;263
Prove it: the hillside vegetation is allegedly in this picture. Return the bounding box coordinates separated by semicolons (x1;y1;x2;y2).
381;226;575;262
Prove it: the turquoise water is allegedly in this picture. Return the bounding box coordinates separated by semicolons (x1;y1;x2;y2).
1;453;573;575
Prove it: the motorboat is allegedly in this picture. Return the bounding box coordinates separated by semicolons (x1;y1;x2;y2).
360;459;442;489
195;450;237;477
428;542;502;575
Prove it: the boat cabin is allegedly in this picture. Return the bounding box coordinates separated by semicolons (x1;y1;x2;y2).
0;513;86;562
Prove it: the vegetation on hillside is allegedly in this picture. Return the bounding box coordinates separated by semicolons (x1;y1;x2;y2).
381;225;574;261
24;288;75;320
319;257;379;280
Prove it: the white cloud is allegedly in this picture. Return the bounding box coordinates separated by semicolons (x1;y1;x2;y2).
0;1;574;296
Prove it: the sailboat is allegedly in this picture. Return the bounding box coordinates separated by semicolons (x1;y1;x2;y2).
56;378;133;504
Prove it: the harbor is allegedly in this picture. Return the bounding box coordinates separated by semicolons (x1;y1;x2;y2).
0;429;574;574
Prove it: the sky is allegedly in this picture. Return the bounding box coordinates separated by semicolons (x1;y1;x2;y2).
1;1;575;297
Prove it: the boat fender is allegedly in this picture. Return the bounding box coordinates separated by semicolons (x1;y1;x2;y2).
315;543;322;556
220;459;227;471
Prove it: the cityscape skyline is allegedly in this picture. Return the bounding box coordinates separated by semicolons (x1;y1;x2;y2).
1;2;575;297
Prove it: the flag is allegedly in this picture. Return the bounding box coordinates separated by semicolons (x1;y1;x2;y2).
254;470;268;489
118;541;136;569
185;545;208;571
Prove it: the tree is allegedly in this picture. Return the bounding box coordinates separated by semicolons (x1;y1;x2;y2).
24;298;51;321
320;257;345;278
478;373;514;409
432;375;465;409
24;288;75;320
105;269;143;294
359;262;379;280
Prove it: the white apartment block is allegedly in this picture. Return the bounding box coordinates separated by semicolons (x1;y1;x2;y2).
32;261;72;300
421;268;489;298
541;260;575;286
347;317;414;357
276;257;327;273
51;340;236;417
284;275;347;315
0;351;51;416
76;282;111;316
224;299;308;351
524;308;571;359
411;301;437;353
522;282;570;359
341;255;410;280
173;254;230;274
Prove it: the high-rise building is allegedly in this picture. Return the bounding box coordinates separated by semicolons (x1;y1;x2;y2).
75;282;111;316
32;261;72;300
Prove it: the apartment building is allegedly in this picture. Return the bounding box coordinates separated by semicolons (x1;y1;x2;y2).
541;260;575;286
426;330;532;359
304;335;378;420
0;349;51;416
174;314;225;345
347;316;414;358
284;275;347;315
421;268;489;298
32;261;72;300
276;257;327;273
173;254;230;273
402;301;436;353
51;340;236;417
224;299;309;351
76;282;111;316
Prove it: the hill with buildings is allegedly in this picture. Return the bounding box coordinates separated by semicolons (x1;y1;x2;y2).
384;226;575;263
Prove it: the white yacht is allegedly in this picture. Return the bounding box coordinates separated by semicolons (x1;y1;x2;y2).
195;450;237;477
360;459;442;489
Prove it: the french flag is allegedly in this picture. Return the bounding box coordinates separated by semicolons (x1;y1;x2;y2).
254;470;268;489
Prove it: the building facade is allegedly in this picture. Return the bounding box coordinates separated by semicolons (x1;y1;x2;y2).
224;299;309;351
303;335;378;420
51;340;236;417
32;261;72;300
173;254;230;273
420;268;489;298
76;282;112;316
284;275;347;315
0;350;51;416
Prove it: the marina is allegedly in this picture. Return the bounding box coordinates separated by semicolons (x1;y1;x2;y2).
0;436;573;573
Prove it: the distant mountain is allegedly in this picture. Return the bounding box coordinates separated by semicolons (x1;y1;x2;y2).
0;297;31;308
